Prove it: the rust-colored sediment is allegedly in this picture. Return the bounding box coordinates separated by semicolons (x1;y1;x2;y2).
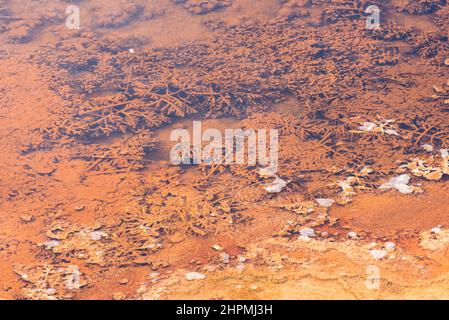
1;0;449;299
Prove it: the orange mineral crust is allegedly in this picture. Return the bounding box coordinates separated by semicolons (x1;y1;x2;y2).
1;0;449;299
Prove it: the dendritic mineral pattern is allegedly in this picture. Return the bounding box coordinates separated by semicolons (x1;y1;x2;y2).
1;0;449;300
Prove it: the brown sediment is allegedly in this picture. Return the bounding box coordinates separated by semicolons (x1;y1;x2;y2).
1;0;449;299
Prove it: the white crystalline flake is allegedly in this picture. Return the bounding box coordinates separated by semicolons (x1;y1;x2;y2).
185;272;206;281
44;288;57;296
236;264;245;272
420;228;449;251
441;149;449;158
90;231;106;241
370;249;387;260
395;183;414;194
360;166;373;176
384;242;396;251
264;177;288;193
384;129;398;136
431;227;442;234
421;144;434;152
220;253;230;264
358;122;377;132
237;256;247;263
379;174;414;194
315;198;335;207
368;242;377;249
299;228;315;238
348;231;357;239
41;240;60;249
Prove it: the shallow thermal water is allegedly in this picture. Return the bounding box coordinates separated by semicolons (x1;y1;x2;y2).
1;0;449;300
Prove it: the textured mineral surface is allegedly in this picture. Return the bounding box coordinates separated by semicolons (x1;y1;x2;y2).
1;0;449;300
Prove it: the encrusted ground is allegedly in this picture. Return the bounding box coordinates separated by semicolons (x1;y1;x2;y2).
1;0;449;300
